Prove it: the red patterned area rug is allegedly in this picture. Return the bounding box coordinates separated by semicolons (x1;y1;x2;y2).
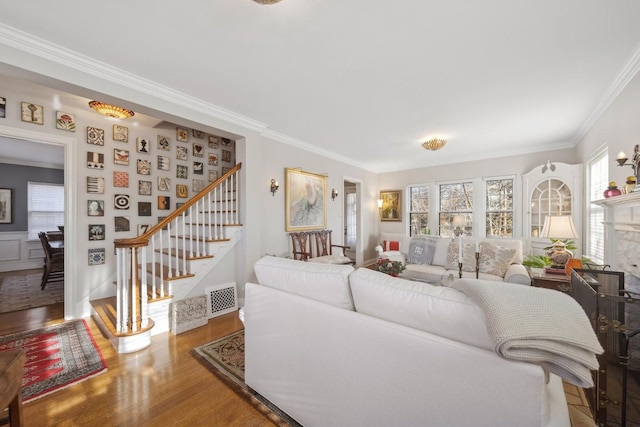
0;272;64;313
0;319;107;403
192;330;301;427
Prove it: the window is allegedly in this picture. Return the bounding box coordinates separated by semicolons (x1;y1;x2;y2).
485;178;513;237
529;179;572;237
408;185;429;236
28;182;64;239
587;151;608;262
439;181;473;237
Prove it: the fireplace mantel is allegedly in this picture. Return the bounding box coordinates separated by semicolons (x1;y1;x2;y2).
593;192;640;208
593;191;640;270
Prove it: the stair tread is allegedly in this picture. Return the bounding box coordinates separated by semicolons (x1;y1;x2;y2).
157;248;214;261
145;262;196;280
90;297;156;337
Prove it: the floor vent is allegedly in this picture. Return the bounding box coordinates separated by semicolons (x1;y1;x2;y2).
204;282;238;318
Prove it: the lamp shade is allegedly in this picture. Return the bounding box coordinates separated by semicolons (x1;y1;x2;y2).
540;215;578;239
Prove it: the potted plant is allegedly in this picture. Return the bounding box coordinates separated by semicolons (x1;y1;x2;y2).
375;258;406;277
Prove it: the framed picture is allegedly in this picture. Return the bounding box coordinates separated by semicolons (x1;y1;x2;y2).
114;194;130;210
0;188;12;223
221;137;232;146
158;155;170;171
138;201;152;216
114;148;129;166
0;97;6;118
113;171;129;188
56;112;76;132
87;176;105;194
88;248;106;266
192;179;205;193
87;127;105;145
157;135;170;151
192;129;204;139
21;102;44;125
380;190;402;221
208;153;218;166
221;149;231;163
176;164;188;179
114;216;130;232
137;159;151;175
176;127;188;142
176;146;188;160
137;137;150;153
176;184;188;198
208;135;219;148
158;196;170;210
285;168;326;231
87;151;104;170
138;180;152;196
193;162;203;175
87;200;105;217
193;143;204;157
208;170;218;182
88;224;105;241
158;177;171;191
138;224;150;236
113;124;128;142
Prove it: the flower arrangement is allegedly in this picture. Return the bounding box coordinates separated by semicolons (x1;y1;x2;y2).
375;258;405;277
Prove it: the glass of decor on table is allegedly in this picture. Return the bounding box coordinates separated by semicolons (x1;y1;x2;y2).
603;181;622;198
375;258;405;277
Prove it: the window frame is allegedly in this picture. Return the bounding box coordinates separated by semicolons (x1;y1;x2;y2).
28;181;65;240
585;147;608;263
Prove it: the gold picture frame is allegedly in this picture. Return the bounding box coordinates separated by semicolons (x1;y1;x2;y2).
285;168;327;231
380;190;402;221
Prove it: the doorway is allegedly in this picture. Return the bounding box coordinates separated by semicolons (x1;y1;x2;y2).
343;178;362;266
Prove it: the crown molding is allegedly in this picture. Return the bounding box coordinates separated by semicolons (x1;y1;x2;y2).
572;40;640;145
0;23;268;133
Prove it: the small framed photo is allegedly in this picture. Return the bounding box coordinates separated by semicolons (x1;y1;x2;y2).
192;129;205;139
21;102;44;125
208;170;218;182
87;127;105;145
87;151;105;170
192;179;205;193
138;180;152;196
208;153;218;166
193;162;203;175
137;159;151;175
158;177;171;191
138;201;152;216
138;224;150;236
88;224;105;241
56;112;76;132
113;171;129;188
221;149;231;163
137;137;150;154
114;216;130;232
222;167;230;175
88;200;105;216
114;194;130;210
0;97;6;118
158;155;170;171
193;143;204;157
114;148;129;166
176;184;188;198
208;135;219;148
87;176;105;194
158;196;170;210
113;124;128;142
177;164;188;179
0;188;12;224
176;146;188;160
157;135;170;151
176;127;188;142
88;248;106;266
380;190;402;222
221;137;232;146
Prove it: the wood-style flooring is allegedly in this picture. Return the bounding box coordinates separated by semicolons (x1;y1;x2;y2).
0;303;274;426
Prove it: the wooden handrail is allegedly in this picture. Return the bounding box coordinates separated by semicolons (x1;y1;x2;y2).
114;162;242;249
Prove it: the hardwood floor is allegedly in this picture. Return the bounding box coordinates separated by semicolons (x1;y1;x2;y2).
0;303;275;426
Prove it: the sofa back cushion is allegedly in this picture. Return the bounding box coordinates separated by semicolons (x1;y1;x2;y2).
349;268;492;350
483;238;523;264
478;241;516;277
406;236;437;265
254;256;355;310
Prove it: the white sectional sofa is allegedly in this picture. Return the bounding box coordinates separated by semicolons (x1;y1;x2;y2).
376;232;531;285
244;256;573;427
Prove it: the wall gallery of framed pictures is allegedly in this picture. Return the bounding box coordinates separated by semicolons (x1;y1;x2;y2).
1;94;236;265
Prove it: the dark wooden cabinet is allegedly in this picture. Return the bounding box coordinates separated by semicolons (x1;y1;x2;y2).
530;270;571;293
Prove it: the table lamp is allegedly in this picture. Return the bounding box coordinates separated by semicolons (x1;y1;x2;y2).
540;215;578;273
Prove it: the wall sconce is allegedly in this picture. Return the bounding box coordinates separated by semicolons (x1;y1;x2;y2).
331;188;339;201
270;179;279;196
616;150;639;177
377;199;383;213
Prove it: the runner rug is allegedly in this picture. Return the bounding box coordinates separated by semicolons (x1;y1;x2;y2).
192;330;301;427
0;319;107;403
0;272;64;313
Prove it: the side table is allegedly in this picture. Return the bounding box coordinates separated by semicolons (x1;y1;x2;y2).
529;269;571;293
0;349;26;426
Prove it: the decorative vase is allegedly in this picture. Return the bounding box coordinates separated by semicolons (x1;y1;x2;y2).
603;182;622;198
624;176;637;194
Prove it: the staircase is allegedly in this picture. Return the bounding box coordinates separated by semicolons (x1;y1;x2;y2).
91;163;242;353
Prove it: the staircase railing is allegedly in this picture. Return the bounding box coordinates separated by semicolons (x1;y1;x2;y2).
112;163;241;335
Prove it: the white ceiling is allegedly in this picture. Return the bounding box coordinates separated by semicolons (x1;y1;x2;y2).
1;1;640;173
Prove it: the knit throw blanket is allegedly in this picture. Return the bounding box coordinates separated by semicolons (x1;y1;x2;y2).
449;278;603;388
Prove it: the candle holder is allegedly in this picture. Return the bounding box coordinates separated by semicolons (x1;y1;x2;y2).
475;251;480;279
458;262;463;279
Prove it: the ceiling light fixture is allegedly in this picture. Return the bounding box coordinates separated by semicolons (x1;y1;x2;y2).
252;0;283;4
422;138;447;151
88;101;135;119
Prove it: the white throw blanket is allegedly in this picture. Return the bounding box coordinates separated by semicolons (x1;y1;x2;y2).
449;278;604;388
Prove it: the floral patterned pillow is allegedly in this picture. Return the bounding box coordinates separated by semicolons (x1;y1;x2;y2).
478;241;516;277
444;241;476;272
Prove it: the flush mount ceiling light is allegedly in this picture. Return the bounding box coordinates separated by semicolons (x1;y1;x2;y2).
252;0;283;4
422;138;447;151
88;101;135;119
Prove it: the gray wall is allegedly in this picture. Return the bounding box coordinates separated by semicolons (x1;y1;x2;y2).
0;162;64;231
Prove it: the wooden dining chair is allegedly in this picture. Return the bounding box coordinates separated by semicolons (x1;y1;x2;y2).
38;231;64;290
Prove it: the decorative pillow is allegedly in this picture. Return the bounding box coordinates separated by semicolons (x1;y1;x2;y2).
444;241;476;272
478;241;516;277
383;240;400;251
406;236;437;265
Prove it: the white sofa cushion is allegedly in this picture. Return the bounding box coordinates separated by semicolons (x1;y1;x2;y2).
478;241;516;277
380;232;412;254
254;256;355;310
406;236;437;264
445;241;477;272
432;237;451;266
349;268;493;350
484;238;523;264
